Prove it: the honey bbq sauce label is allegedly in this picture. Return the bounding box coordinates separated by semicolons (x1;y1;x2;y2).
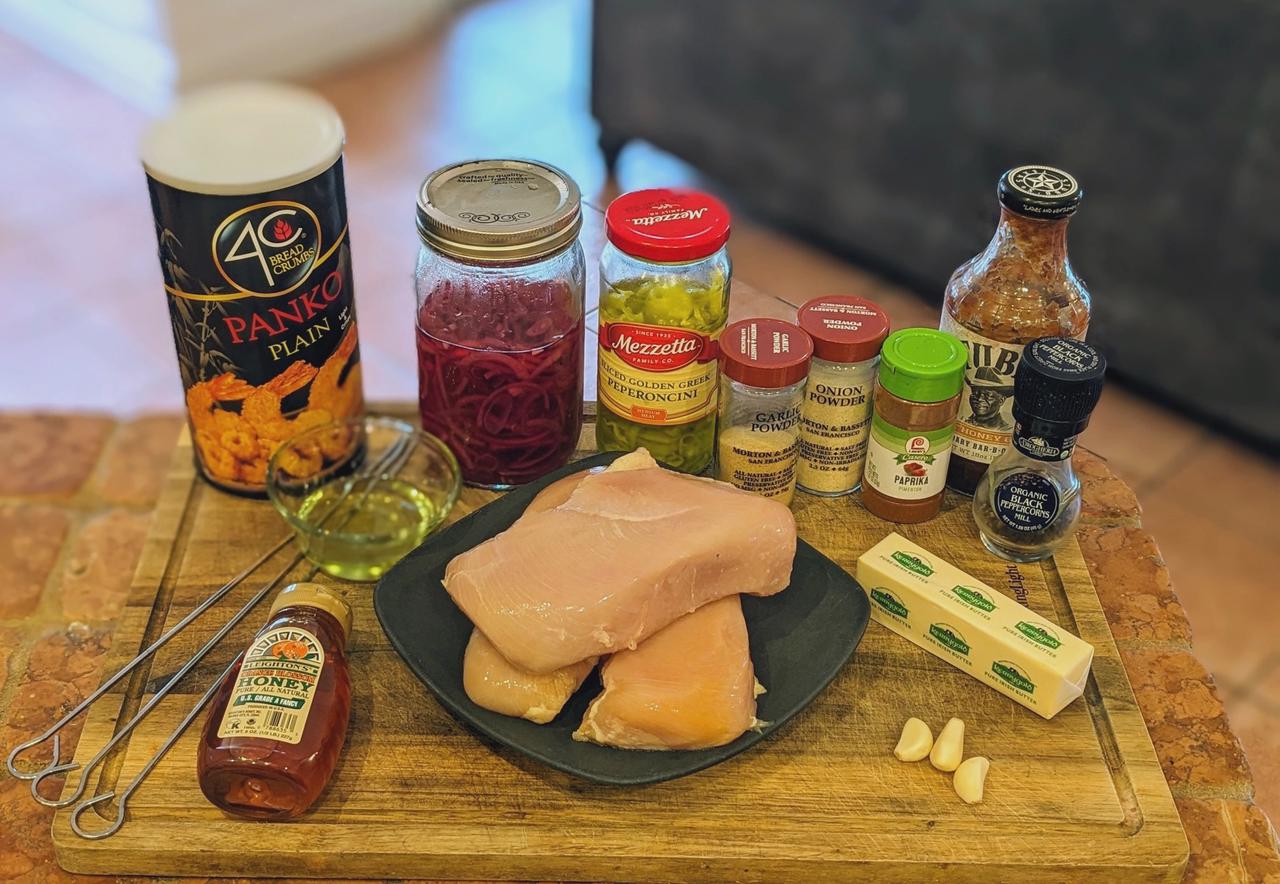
863;416;953;501
217;627;324;745
597;321;719;425
939;314;1022;465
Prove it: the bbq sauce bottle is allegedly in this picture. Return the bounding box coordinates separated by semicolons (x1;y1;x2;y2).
941;166;1092;495
198;582;353;820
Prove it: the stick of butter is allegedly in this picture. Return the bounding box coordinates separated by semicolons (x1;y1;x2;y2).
857;532;1094;719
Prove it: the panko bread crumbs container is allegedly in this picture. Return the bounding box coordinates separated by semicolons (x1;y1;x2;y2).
142;83;365;495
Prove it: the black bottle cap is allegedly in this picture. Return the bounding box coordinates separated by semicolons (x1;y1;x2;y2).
998;165;1083;219
1012;337;1106;435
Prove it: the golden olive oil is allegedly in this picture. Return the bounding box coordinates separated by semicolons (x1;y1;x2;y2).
296;478;439;581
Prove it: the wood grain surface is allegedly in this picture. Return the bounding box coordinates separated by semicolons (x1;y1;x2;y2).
51;411;1188;882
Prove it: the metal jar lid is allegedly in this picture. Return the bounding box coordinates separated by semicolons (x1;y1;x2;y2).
605;188;731;263
416;159;582;263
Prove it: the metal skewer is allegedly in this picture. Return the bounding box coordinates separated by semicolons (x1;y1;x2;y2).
5;536;293;783
30;551;305;807
6;431;416;839
70;565;318;840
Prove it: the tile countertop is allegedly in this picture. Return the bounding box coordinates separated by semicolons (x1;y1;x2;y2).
0;411;1276;884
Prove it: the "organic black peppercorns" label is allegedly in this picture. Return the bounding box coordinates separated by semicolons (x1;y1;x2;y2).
993;473;1060;533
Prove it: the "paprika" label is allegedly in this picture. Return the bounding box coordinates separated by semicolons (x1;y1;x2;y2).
863;415;954;501
217;627;325;745
597;320;719;426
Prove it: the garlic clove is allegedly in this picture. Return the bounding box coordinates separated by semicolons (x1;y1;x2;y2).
954;755;990;804
929;717;965;772
893;717;934;762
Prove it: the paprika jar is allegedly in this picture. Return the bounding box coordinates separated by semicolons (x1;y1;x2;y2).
862;328;967;524
415;159;585;489
596;189;731;474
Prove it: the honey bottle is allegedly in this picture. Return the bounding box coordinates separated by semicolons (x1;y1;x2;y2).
198;582;353;820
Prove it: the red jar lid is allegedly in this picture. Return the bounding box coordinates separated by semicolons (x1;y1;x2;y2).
797;295;891;363
720;318;814;388
605;189;731;263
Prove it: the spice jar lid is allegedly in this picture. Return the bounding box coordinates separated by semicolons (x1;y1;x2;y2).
141;82;345;196
269;582;353;638
720;318;813;388
1013;337;1106;431
605;189;731;263
877;329;967;403
797;296;891;363
998;165;1083;219
416;159;582;263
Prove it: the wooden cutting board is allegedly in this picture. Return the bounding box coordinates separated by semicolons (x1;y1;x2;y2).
52;409;1188;882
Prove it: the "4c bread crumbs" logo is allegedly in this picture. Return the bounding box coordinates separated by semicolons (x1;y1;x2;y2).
214;200;321;297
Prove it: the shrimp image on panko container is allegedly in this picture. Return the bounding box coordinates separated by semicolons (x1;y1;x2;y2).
142;83;365;494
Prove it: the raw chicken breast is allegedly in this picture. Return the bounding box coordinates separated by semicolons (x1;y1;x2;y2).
524;467;602;513
458;470;604;724
462;629;596;724
444;449;796;673
574;595;760;750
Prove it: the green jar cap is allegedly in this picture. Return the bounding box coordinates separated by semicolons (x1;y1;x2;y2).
877;328;966;403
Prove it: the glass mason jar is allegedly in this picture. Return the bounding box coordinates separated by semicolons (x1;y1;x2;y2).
596;189;732;474
941;165;1092;495
716;318;813;505
414;159;585;489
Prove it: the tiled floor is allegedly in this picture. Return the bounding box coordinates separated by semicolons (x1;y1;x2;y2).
2;0;1277;819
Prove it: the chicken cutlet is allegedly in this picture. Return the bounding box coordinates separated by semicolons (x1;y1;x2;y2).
443;449;795;674
574;594;760;750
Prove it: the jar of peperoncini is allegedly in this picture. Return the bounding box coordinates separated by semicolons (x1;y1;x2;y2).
596;189;731;473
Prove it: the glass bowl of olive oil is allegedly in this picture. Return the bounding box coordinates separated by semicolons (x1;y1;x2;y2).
267;416;461;581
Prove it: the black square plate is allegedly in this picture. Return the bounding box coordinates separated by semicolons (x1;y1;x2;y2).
374;452;869;785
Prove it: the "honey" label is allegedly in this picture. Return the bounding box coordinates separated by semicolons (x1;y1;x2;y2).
217;627;325;745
